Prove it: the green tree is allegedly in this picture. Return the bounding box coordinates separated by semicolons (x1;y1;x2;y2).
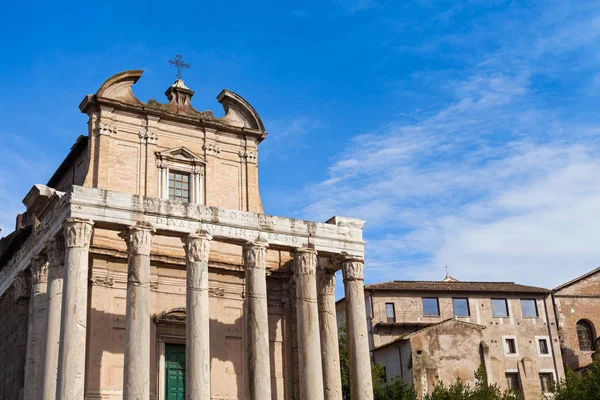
553;357;600;400
424;365;519;400
339;325;417;400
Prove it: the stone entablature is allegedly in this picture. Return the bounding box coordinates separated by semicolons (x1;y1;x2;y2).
0;184;364;298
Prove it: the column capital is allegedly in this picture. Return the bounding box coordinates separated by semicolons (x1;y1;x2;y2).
64;218;94;248
317;268;336;296
183;228;212;262
294;246;318;276
46;236;65;268
31;256;48;285
341;257;364;282
243;235;269;270
120;221;156;256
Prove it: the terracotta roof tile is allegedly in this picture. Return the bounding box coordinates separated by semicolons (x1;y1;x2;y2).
364;280;549;293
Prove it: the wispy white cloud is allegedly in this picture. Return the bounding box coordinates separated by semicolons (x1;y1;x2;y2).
304;1;600;290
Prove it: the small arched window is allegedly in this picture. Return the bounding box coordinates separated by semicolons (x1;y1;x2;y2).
576;320;595;351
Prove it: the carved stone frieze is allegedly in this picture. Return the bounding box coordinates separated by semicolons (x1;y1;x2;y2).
90;277;114;287
13;274;30;301
97;122;117;137
64;218;94;248
238;150;257;161
203;143;221;155
183;228;212;262
30;256;49;285
119;222;155;256
342;258;364;282
243;236;269;270
139;129;159;144
46;237;65;267
209;287;225;297
294;247;317;276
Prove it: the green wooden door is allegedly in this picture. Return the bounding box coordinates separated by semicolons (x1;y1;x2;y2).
165;344;186;400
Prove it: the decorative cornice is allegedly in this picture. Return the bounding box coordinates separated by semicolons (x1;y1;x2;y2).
119;222;155;256
64;218;94;248
183;228;212;262
204;143;221;155
342;258;364;282
238;150;257;161
46;237;65;267
97;121;117;137
294;247;317;276
139;128;159;145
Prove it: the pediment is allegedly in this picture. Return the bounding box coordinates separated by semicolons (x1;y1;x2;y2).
156;146;205;164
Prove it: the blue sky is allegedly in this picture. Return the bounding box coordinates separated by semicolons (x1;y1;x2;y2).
2;0;600;293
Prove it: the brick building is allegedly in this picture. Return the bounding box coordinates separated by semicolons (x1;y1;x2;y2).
0;70;373;400
553;267;600;371
336;276;565;399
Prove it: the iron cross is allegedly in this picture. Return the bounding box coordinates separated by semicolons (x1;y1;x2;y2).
169;54;190;80
444;264;449;275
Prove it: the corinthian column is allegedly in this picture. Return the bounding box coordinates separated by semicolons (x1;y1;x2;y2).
56;218;94;400
24;255;48;400
243;236;272;400
317;263;342;400
342;258;373;400
120;222;155;400
183;228;212;400
42;237;65;400
294;246;324;400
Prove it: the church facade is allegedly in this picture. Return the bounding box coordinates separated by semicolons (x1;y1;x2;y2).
0;71;373;400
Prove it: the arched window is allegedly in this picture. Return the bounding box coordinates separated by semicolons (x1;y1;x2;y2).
576;320;595;351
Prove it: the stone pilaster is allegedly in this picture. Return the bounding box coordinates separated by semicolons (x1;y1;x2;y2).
183;228;212;400
120;222;155;400
294;247;324;400
317;264;342;400
41;237;65;400
56;218;94;400
342;258;373;400
24;255;48;400
243;237;272;400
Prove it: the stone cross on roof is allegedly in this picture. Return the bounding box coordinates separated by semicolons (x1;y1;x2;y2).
169;54;190;80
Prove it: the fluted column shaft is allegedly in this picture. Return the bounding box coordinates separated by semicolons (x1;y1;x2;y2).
120;222;155;400
41;237;65;400
24;256;48;400
56;218;94;400
342;258;373;400
244;238;272;400
317;266;342;400
294;247;324;400
183;229;212;400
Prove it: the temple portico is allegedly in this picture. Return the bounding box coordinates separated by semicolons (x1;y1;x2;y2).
0;184;371;400
0;70;373;400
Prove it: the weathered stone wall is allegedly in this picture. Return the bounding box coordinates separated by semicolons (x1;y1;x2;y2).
365;291;564;398
0;285;29;400
554;270;600;370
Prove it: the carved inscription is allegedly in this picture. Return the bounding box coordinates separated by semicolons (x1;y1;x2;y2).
153;217;302;245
